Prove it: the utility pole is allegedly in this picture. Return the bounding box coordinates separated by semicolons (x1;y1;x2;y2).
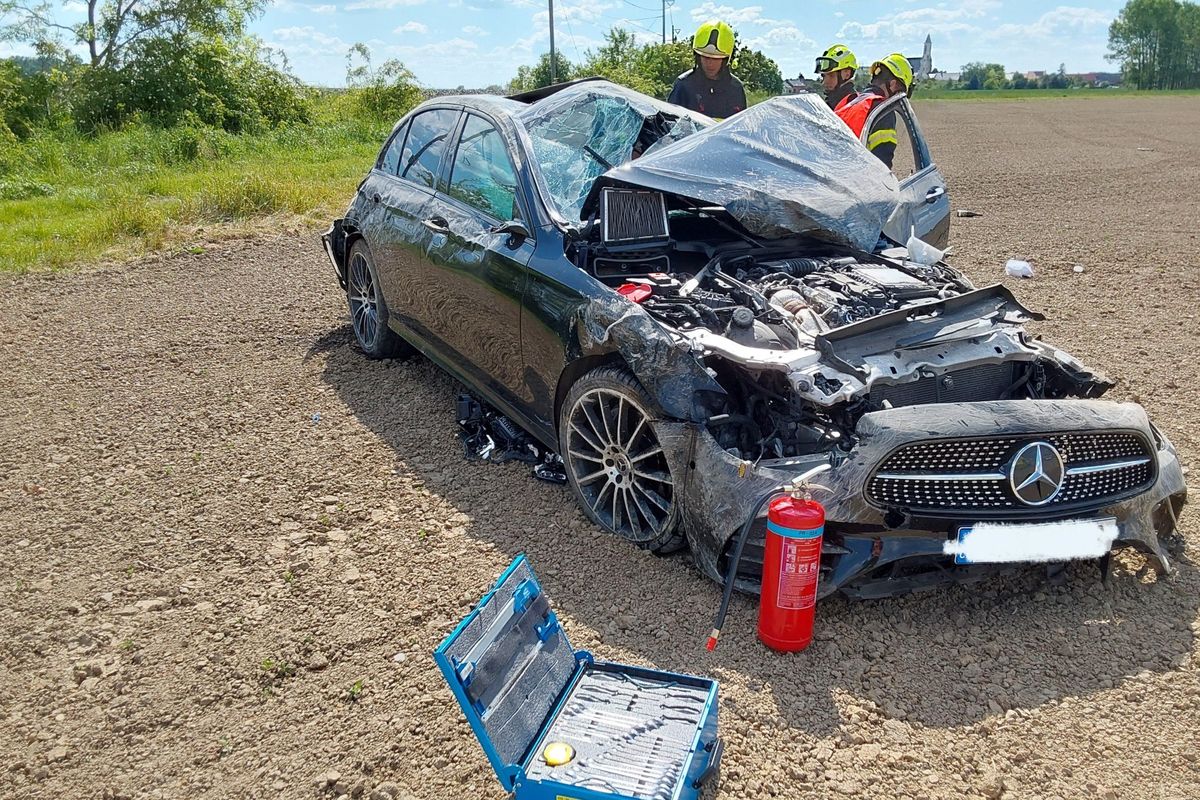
662;0;666;43
548;0;556;83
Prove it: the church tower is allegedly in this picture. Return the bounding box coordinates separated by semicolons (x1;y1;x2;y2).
920;35;932;79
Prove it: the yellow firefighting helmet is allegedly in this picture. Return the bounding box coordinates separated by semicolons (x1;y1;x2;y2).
692;20;735;59
871;53;915;90
815;44;857;75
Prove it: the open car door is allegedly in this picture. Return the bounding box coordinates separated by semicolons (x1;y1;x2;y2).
862;94;950;249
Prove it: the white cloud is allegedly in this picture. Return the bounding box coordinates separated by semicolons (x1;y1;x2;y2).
345;0;427;10
394;21;429;34
531;0;615;27
462;25;488;37
689;2;787;28
837;0;998;41
992;6;1111;39
63;1;88;11
271;0;338;10
742;25;815;52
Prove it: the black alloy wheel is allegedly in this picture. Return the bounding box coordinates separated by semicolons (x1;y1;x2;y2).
345;240;409;359
560;367;683;553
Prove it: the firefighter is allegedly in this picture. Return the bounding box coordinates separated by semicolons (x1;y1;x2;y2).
668;20;747;120
815;44;858;110
834;53;913;169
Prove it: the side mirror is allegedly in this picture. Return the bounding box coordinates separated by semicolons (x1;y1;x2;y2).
489;219;530;247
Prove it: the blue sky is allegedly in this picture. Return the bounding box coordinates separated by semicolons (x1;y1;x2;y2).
5;1;1124;88
258;0;1124;87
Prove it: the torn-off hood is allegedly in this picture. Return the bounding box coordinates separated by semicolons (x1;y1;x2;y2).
585;94;901;251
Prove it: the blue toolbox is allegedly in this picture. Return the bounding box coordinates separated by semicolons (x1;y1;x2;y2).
434;555;723;800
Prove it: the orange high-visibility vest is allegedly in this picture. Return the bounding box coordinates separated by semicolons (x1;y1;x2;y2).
834;90;883;138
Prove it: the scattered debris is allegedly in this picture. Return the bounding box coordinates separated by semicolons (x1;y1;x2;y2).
1137;147;1155;152
956;209;983;217
455;394;566;484
1074;264;1085;274
456;394;539;464
1005;259;1035;278
905;232;947;265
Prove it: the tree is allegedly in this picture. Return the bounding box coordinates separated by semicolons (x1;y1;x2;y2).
580;28;663;96
343;43;422;122
0;0;263;68
734;47;784;95
959;61;1007;90
508;51;575;92
635;40;692;97
1108;0;1200;89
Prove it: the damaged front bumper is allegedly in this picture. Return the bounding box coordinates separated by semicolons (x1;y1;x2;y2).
656;399;1188;599
323;219;348;288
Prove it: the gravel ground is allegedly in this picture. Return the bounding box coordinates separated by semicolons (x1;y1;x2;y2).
2;96;1198;800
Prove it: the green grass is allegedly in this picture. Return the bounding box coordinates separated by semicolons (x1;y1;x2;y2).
0;100;390;272
915;87;1200;101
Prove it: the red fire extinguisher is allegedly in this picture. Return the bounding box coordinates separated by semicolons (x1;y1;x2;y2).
757;496;824;652
706;464;829;652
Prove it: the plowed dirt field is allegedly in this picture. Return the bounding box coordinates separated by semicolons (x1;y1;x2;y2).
2;95;1198;800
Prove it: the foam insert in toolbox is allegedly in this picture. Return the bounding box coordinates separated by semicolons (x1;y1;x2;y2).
525;667;711;800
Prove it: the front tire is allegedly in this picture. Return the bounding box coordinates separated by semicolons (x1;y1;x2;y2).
559;367;683;553
346;240;410;359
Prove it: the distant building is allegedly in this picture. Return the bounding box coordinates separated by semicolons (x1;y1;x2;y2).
906;36;933;81
784;77;811;95
1070;71;1122;87
929;71;960;82
1024;71;1046;81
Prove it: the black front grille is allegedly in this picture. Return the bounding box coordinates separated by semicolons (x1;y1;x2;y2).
870;362;1019;408
866;430;1156;517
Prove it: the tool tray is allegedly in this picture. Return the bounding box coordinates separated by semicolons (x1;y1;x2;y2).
434;556;721;800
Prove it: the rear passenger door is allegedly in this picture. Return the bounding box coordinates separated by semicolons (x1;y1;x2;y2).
864;95;951;249
420;113;534;403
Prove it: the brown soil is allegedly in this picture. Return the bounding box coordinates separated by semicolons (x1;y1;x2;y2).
2;95;1198;800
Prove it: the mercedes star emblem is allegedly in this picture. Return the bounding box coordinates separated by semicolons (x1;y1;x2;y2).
1008;441;1065;506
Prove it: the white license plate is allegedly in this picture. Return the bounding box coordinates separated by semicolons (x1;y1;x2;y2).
947;518;1118;565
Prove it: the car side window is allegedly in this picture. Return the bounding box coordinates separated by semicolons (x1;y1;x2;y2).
377;122;409;175
866;98;929;179
447;115;520;222
400;109;458;188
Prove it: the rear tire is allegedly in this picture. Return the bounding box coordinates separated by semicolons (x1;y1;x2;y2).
559;366;684;553
346;240;410;359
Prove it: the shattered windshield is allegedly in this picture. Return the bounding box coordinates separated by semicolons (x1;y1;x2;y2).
587;94;902;250
517;81;709;222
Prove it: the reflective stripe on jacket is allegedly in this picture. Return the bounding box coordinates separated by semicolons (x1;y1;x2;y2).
835;88;897;168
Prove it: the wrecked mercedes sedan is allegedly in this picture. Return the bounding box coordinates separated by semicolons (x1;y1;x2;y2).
323;79;1186;599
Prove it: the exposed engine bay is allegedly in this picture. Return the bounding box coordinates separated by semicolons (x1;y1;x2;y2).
569;187;1114;463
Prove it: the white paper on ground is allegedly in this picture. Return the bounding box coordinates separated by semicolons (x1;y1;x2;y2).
1005;259;1034;278
946;518;1118;564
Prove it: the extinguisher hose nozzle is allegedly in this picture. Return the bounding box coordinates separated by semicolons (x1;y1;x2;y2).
707;490;776;651
705;630;720;651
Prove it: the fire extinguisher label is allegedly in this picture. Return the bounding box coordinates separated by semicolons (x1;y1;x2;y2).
778;536;821;610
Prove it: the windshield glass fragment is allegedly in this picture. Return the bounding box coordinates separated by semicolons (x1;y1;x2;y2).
517;81;709;221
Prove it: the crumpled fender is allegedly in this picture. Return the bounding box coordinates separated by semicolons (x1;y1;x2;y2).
575;293;725;422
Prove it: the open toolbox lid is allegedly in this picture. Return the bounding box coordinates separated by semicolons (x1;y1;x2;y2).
434;555;579;792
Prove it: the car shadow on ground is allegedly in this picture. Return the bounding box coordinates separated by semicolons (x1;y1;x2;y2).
310;324;1198;738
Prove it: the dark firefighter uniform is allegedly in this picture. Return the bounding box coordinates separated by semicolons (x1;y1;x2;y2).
824;79;856;111
667;68;747;120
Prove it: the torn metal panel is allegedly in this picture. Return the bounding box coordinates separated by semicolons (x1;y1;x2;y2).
575;292;725;423
585;94;900;249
